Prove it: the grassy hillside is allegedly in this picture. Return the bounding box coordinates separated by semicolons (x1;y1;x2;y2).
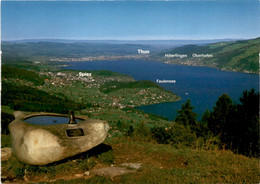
2;137;259;183
158;37;259;73
2;81;86;114
2;65;46;85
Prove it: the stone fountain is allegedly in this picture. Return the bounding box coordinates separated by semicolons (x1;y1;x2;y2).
9;111;109;165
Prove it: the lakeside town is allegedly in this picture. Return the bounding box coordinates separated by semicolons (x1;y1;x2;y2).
49;55;150;62
38;70;180;109
2;63;180;115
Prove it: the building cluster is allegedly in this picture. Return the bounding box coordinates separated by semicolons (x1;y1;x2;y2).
36;71;178;112
41;72;96;87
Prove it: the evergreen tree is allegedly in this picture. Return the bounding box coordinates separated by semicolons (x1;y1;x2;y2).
175;99;197;127
206;90;259;157
234;89;259;157
201;109;210;124
207;94;235;145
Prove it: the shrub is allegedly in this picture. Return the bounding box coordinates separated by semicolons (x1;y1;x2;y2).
135;121;151;137
126;125;134;137
150;126;171;144
194;136;220;150
151;124;197;147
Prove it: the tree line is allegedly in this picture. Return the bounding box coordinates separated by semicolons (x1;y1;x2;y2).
99;80;164;93
173;89;259;157
2;65;45;86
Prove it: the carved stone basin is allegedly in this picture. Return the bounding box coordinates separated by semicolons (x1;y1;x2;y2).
9;111;109;165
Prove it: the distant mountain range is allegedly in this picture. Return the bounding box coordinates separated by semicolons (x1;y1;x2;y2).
1;42;158;58
157;37;259;74
2;38;237;49
2;37;259;73
3;39;232;58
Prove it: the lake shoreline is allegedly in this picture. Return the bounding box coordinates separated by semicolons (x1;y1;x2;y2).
63;59;259;120
56;57;260;75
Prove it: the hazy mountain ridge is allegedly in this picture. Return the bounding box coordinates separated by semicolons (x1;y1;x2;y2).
1;38;238;58
3;38;236;47
2;37;258;73
1;42;158;58
158;37;259;73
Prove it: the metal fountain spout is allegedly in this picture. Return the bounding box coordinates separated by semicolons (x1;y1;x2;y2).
68;110;77;124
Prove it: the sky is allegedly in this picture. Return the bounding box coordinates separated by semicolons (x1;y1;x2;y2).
1;0;260;41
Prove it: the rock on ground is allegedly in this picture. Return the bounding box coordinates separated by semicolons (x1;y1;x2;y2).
91;167;136;177
121;163;142;169
91;163;142;177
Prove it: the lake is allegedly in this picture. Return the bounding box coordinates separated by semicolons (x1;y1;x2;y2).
64;60;259;120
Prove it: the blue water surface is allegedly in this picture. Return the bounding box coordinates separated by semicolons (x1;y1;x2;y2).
24;116;83;125
64;60;259;120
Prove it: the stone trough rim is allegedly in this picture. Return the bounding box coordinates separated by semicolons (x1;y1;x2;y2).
14;111;89;122
9;111;109;165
